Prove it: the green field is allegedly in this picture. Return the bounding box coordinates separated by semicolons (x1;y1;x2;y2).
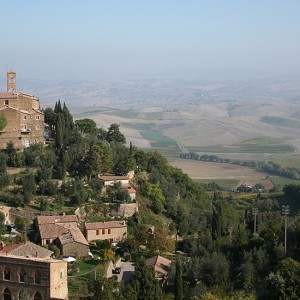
102;109;138;119
141;131;178;148
277;157;300;169
188;137;294;153
271;178;300;190
261;116;300;129
123;122;155;131
137;111;165;119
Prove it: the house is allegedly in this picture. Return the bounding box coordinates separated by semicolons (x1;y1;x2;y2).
84;221;127;243
122;184;136;201
56;227;90;258
146;255;172;286
0;71;45;149
0;206;10;225
35;215;90;258
0;241;53;258
0;254;68;300
99;175;129;187
35;215;78;245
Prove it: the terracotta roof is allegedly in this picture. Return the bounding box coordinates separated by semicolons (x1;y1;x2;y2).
38;223;69;240
146;255;172;277
124;186;136;193
58;227;89;246
36;215;78;226
85;221;127;230
0;241;53;258
99;176;129;181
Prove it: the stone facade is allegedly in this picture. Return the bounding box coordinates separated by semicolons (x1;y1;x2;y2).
84;221;127;243
0;254;68;300
0;71;45;149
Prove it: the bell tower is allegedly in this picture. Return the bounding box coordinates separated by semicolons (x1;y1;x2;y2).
7;71;16;94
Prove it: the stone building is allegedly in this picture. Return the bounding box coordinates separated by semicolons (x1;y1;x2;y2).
0;71;45;149
35;215;90;258
84;221;127;243
56;227;90;258
0;254;68;300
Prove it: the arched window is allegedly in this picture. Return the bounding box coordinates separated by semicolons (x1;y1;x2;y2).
34;292;43;300
34;273;41;284
3;269;10;280
4;288;12;300
19;270;26;282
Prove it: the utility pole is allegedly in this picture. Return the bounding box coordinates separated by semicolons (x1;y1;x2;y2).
252;207;258;235
282;205;290;256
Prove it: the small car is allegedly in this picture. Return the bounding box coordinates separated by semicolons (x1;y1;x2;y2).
113;267;121;274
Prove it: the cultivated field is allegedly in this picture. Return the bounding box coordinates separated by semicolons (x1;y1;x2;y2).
24;77;300;185
171;159;274;190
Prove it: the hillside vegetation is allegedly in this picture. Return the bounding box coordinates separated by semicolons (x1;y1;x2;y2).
2;101;300;299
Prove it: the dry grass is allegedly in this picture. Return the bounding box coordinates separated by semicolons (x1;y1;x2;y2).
171;159;274;190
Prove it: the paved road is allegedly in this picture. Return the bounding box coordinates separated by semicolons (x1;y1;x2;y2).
115;261;135;283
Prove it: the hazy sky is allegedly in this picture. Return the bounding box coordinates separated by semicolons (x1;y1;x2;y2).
1;1;300;80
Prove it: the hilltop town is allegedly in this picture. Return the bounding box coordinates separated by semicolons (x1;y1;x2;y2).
1;72;300;300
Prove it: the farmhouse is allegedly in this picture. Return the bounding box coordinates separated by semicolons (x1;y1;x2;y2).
84;221;127;243
0;71;45;149
123;184;136;201
146;255;172;286
57;227;90;258
99;175;129;187
35;214;90;257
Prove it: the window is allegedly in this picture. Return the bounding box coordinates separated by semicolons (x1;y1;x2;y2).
35;115;40;120
102;229;105;234
108;229;111;234
5;100;9;105
4;288;11;300
46;239;50;245
3;269;10;280
34;292;43;300
35;273;41;284
23;115;27;120
19;271;26;282
60;271;63;279
25;140;31;147
96;229;100;235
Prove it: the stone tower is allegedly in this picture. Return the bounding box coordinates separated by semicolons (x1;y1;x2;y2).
7;71;16;94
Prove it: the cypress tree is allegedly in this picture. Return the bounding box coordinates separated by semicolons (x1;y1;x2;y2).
174;257;183;300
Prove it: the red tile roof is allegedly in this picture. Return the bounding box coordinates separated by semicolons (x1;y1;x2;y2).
85;221;127;230
36;215;78;225
0;241;53;258
59;227;89;246
38;223;70;240
146;255;172;277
